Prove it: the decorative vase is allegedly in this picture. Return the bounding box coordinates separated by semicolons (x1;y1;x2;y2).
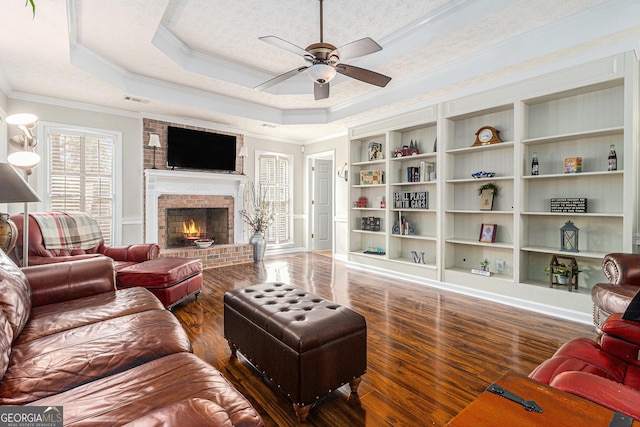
556;275;569;285
249;231;266;261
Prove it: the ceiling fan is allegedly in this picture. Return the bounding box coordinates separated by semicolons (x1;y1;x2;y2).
255;0;392;100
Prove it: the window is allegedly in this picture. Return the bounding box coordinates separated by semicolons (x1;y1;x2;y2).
46;127;117;244
257;152;292;245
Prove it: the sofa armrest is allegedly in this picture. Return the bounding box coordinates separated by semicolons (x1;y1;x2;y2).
603;253;640;287
23;257;116;307
601;313;640;366
551;371;640;421
102;244;160;262
602;313;640;345
27;254;105;265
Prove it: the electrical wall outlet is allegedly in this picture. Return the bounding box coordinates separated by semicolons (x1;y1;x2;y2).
495;259;505;272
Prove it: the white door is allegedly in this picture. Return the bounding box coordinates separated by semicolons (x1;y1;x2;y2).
312;158;333;251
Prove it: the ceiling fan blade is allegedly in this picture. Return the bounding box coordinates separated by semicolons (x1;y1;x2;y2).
255;66;309;91
330;37;382;61
259;35;309;57
335;64;391;87
314;82;329;100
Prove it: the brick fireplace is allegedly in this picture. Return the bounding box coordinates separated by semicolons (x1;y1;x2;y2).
145;169;253;268
158;196;233;248
165;207;229;248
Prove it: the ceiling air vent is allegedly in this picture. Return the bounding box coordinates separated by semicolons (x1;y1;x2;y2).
123;95;150;104
260;123;278;128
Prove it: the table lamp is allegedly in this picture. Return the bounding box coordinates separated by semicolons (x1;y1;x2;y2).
239;146;248;175
148;134;161;169
0;163;41;254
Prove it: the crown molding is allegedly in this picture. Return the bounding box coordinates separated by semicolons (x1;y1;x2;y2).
56;0;640;129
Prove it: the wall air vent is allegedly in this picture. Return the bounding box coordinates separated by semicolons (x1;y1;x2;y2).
123;95;151;104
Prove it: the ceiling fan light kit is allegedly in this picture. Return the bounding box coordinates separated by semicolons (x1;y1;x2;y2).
307;63;336;84
256;0;391;100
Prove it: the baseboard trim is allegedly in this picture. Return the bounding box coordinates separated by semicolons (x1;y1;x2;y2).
345;260;593;326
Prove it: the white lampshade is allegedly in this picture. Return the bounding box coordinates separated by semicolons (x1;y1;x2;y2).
6;113;38;127
307;64;336;84
239;146;248;158
7;151;41;170
148;134;161;148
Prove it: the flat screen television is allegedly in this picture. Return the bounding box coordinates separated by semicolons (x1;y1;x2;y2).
167;126;237;172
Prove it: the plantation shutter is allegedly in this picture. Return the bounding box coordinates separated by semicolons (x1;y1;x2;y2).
258;153;291;245
48;131;114;244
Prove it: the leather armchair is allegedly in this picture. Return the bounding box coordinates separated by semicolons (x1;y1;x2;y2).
530;313;640;421
591;253;640;334
10;213;159;271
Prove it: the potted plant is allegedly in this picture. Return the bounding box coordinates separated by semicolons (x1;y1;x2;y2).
545;263;581;285
239;182;274;261
480;258;490;272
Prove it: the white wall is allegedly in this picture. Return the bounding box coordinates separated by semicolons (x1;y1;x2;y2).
2;98;318;249
5;99;144;244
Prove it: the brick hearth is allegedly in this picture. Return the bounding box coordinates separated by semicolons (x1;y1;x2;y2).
161;244;253;269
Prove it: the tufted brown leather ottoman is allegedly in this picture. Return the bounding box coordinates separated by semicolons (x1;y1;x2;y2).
224;282;367;422
116;257;202;309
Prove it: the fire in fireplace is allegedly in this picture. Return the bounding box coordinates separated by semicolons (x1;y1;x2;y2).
182;219;204;243
166;208;229;248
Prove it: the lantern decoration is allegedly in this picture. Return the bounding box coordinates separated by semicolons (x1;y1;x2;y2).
560;220;579;252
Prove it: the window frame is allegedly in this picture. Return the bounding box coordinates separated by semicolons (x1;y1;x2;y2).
254;150;294;248
37;122;122;245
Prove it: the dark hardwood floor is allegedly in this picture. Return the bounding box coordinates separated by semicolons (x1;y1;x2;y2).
172;252;595;426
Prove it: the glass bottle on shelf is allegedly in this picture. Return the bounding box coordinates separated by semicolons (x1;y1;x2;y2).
531;152;539;176
608;144;617;171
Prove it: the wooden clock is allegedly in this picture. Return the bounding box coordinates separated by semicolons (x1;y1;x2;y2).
472;126;502;146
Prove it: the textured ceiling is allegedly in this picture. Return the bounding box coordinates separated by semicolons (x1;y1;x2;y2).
1;0;638;142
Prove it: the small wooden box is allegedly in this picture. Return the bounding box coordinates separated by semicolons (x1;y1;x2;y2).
564;157;582;173
360;170;384;185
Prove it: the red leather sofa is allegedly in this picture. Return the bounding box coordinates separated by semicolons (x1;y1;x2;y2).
592;253;640;334
10;213;203;309
529;312;640;421
0;248;263;426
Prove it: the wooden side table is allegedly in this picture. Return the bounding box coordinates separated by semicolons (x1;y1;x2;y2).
447;371;638;426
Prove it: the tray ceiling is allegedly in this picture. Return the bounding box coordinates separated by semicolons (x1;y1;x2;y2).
1;0;638;142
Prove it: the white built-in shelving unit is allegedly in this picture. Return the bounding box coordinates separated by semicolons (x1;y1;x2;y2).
347;52;638;320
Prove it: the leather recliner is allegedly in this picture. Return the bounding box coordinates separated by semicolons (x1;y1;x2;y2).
10;213;159;270
529;313;640;421
591;253;640;334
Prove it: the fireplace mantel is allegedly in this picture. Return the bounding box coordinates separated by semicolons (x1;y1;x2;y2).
145;169;249;244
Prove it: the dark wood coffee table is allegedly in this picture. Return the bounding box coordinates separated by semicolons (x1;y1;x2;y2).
447;371;639;426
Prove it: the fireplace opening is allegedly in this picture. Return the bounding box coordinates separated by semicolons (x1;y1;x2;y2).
166;208;229;248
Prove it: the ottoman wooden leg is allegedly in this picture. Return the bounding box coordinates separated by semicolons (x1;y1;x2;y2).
293;404;310;422
227;340;237;359
349;377;362;394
